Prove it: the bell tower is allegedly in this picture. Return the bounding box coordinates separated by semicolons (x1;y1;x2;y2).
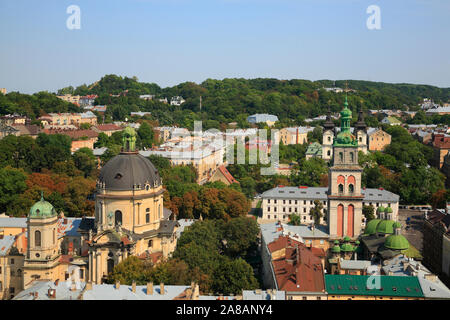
322;106;335;161
23;193;61;289
327;96;364;239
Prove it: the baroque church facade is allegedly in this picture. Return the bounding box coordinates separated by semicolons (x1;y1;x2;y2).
8;127;178;297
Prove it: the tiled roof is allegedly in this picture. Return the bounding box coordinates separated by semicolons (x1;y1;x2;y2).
261;222;330;246
44;129;98;140
271;239;325;293
217;165;239;184
325;275;424;298
94;124;122;132
12;124;41;135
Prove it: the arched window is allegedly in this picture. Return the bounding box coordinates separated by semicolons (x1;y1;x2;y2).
17;269;22;277
148;240;153;248
349;184;354;193
338;184;344;193
53;228;56;244
158;205;161;219
350;152;354;163
35;230;41;247
327;150;331;156
107;259;115;275
339;152;344;162
114;211;122;226
146;213;150;224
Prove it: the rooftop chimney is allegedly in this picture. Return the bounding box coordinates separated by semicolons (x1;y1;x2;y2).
48;288;56;299
147;282;153;295
54;279;59;286
132;281;136;293
115;280;120;290
160;283;165;295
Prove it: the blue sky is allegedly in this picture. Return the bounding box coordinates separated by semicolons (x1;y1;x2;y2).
0;0;449;93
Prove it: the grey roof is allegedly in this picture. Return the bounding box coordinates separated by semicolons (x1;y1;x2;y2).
57;217;82;238
13;280;85;300
0;235;16;256
242;290;286;300
93;147;108;156
247;114;279;123
0;217;27;228
339;258;372;270
176;219;197;238
261;186;399;203
418;276;450;299
99;153;162;191
82;283;189;300
260;222;330;246
426;106;450;113
261;186;328;200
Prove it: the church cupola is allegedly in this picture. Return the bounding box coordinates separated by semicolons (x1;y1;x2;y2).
323;106;335;131
355;109;367;132
334;95;358;147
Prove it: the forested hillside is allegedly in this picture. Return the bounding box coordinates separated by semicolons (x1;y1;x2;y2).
2;75;449;129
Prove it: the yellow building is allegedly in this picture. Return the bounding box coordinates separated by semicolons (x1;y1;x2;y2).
89;127;178;284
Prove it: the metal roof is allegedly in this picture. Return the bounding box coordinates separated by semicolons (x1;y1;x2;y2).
0;217;27;228
242;290;286;300
260;222;329;246
0;235;16;256
13;280;85;300
325;275;424;298
261;186;399;203
82;284;189;300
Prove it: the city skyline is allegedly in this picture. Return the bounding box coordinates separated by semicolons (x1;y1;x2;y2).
1;0;450;93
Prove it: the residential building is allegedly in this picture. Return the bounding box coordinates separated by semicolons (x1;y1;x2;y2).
0;88;6;95
11;124;41;139
43;128;99;152
170;96;185;106
139;95;155;101
0;123;19;139
247;114;279;127
423;209;450;286
0;113;29;126
209;165;239;185
367;128;391;151
305;142;322;159
260;225;327;300
79;95;98;107
381;116;402;126
431;133;450;169
130;112;151;117
425;106;450;116
38;113;82;126
278;127;313;145
56;94;81;105
80;111;98;126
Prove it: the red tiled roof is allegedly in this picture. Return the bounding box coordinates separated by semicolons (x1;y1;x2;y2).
44;129;98;140
269;236;325;293
94;124;122;132
217;165;239;184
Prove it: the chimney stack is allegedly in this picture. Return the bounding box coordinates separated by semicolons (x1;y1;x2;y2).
132;281;136;293
147;282;153;295
54;279;59;286
160;283;165;295
115;280;120;290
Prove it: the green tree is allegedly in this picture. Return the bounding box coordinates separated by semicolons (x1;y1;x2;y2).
289;213;301;226
73;148;97;178
137;122;154;149
362;205;376;222
211;258;258;295
0;167;28;214
309;200;324;225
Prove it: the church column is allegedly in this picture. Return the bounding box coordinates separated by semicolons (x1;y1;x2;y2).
101;201;106;230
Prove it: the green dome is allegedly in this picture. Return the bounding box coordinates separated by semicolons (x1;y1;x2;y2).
340;243;354;252
385;234;409;250
376;220;395;234
335;131;357;146
343;236;351;242
377;206;385;213
29;195;56;218
334;240;340;245
393;222;402;229
331;245;341;253
340;107;352;118
385;207;393;213
364;219;381;235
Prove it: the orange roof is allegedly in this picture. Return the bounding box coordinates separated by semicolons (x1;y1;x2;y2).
217;165;239;184
94;124;122;132
269;235;325;293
